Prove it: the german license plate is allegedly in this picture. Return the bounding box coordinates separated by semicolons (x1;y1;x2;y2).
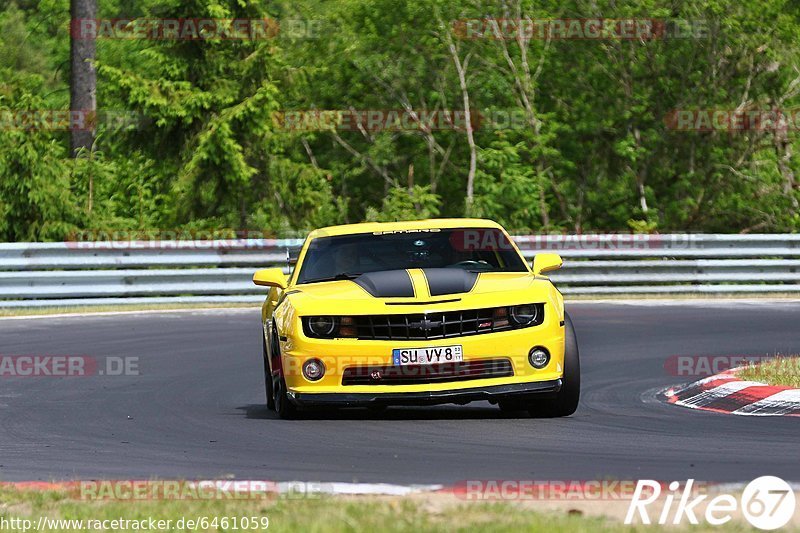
392;345;463;366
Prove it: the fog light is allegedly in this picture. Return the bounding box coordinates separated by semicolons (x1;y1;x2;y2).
302;358;325;381
528;347;550;369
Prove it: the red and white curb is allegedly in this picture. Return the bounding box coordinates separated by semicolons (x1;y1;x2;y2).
664;371;800;416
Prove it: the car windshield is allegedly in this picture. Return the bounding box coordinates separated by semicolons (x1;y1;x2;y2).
296;227;528;284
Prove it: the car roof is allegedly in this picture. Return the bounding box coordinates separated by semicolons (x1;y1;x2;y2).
306;218;504;239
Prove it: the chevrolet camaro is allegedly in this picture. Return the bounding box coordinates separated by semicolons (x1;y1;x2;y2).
253;218;579;419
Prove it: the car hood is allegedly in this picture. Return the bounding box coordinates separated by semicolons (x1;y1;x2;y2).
285;269;553;314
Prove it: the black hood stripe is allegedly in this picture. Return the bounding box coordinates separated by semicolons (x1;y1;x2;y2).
421;268;479;296
353;270;415;298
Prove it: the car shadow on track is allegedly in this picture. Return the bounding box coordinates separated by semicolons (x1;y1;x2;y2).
236;403;537;421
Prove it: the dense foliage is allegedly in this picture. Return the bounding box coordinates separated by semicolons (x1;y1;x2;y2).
1;0;798;240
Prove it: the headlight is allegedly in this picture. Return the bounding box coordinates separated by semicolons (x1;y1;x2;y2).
307;316;336;336
510;304;539;326
302;316;358;338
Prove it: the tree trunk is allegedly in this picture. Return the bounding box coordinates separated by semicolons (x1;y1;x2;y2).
448;43;476;213
70;0;97;156
774;126;800;210
438;13;476;213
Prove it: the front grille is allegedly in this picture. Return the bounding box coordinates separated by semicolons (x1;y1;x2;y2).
341;358;514;386
351;305;543;340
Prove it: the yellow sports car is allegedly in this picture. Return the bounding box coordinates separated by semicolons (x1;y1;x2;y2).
253;218;579;419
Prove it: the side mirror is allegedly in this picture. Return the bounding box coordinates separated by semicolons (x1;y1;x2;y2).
532;253;563;275
286;246;300;266
253;268;288;289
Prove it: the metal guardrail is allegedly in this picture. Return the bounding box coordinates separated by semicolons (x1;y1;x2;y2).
0;234;798;307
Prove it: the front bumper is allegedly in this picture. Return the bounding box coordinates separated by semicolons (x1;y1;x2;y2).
289;378;561;407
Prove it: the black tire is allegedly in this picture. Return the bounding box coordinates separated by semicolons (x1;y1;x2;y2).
274;375;299;419
498;400;526;412
528;312;580;418
270;325;299;419
262;334;275;411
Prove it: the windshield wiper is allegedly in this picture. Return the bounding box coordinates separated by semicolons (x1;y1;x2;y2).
302;273;362;284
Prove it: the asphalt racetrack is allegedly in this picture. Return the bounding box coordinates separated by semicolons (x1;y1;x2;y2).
1;301;798;484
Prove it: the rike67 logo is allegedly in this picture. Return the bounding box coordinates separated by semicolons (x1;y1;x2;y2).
625;477;795;530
